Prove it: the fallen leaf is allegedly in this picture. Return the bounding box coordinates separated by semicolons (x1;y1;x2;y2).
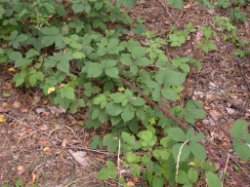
31;172;36;183
127;181;135;187
0;115;7;123
13;101;21;109
35;108;46;114
17;165;25;175
42;146;50;152
3;92;11;97
8;67;16;72
47;105;66;114
61;139;67;148
68;149;88;167
47;87;56;94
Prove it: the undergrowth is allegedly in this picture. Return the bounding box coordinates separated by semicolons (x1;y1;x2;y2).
0;0;249;186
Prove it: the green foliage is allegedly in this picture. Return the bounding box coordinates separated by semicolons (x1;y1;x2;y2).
2;179;38;187
177;168;198;186
197;26;217;53
230;120;250;160
168;23;195;47
216;0;231;8
166;0;184;9
1;0;247;186
205;171;223;187
168;128;207;162
230;8;247;22
98;161;117;180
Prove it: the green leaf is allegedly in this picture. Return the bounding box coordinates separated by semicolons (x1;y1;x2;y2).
230;8;247;22
130;64;138;75
201;40;217;53
15;179;23;187
15;58;32;67
190;142;207;161
8;51;22;61
121;54;132;65
105;103;123;116
103;134;118;152
26;49;39;59
132;97;145;106
131;46;147;59
121;106;135;123
153;148;170;161
167;127;186;142
191;133;205;142
40;26;60;35
164;70;186;86
60;85;75;100
98;161;117;180
57;60;70;73
230;120;249;140
73;51;85;59
122;132;136;145
188;168;198;183
89;135;103;149
105;67;118;78
116;0;137;9
233;141;250;161
167;0;184;9
216;0;231;8
0;5;5;19
93;94;107;107
177;170;189;184
152;175;164;187
41;36;56;47
205;172;222;187
160;137;170;148
126;152;141;163
138;130;157;147
130;164;140;176
182;100;206;124
169;31;186;47
86;63;103;78
172;143;190;161
161;87;179;100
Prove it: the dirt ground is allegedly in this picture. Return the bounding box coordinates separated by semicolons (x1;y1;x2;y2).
0;1;249;187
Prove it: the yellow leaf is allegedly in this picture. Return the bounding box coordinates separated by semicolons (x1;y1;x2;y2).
42;146;50;152
59;84;65;88
47;87;56;94
8;67;16;72
0;115;6;123
118;87;125;92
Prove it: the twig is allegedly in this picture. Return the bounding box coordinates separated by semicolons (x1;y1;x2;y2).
157;0;176;25
119;76;188;130
221;153;230;184
175;139;189;181
117;139;121;187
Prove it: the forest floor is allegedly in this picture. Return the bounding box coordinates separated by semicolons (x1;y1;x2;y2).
0;1;249;187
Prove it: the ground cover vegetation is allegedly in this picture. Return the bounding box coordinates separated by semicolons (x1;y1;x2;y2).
0;0;249;186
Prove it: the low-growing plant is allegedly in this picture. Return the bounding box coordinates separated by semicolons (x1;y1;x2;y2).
0;0;249;186
230;120;250;160
168;23;195;47
197;26;217;53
